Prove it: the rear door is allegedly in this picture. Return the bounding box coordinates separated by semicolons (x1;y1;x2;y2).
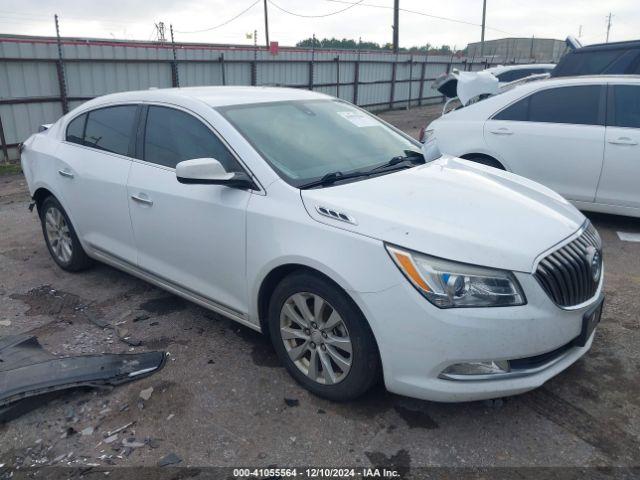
596;84;640;208
126;104;251;315
56;105;138;263
484;84;605;202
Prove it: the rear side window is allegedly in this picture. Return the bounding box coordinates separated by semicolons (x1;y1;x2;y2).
630;55;640;74
494;96;530;121
143;106;240;171
66;114;86;145
528;86;603;125
605;50;640;74
553;49;623;77
609;85;640;128
84;106;137;156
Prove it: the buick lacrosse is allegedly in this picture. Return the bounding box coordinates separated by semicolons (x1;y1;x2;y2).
20;87;604;402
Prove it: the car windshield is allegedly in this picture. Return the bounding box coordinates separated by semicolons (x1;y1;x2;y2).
218;99;422;187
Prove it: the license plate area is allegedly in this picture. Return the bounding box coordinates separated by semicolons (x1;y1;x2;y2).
575;296;604;347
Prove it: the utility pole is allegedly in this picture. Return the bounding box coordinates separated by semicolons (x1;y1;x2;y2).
606;12;612;43
155;21;166;42
54;14;69;114
263;0;270;47
578;25;583;38
392;0;399;53
480;0;487;56
170;24;179;87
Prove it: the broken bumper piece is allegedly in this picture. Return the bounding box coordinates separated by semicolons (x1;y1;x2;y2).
0;334;166;411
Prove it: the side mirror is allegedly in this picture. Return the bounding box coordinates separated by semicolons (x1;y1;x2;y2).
176;158;256;189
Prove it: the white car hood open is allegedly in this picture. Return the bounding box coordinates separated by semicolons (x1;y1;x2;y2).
301;156;585;273
456;71;500;105
433;71;500;106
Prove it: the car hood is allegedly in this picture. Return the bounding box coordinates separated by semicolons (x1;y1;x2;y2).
300;156;585;273
433;71;500;105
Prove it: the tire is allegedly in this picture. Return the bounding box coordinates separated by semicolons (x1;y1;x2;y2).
464;155;505;170
39;196;93;272
268;271;380;401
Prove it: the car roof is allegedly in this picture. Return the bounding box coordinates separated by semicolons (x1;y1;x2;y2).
574;39;640;52
486;64;555;74
536;74;640;84
78;86;331;109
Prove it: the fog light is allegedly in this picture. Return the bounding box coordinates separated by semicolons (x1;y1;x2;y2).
440;360;511;379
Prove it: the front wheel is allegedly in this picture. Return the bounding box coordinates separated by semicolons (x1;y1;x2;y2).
268;272;380;401
40;196;93;272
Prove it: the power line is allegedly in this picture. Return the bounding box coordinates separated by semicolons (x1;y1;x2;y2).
175;0;261;33
325;0;513;35
267;0;365;18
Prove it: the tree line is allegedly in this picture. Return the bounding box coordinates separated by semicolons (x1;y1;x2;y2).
295;37;463;55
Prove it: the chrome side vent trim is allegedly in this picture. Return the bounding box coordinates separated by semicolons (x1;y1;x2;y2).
315;205;357;225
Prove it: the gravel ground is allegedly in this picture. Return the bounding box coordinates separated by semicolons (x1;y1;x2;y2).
0;104;639;476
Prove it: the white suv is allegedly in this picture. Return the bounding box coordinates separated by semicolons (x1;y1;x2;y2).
20;86;604;402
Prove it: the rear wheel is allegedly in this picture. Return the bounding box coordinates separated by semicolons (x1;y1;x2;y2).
268;271;380;401
40;196;93;272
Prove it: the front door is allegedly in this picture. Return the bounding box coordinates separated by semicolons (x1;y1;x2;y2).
127;105;251;315
485;84;606;203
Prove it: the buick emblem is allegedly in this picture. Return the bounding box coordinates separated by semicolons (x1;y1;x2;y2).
586;246;602;283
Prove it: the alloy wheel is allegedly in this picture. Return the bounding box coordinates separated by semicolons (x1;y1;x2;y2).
44;206;73;264
279;292;353;385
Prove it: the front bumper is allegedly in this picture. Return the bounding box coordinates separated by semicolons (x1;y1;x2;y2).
353;271;601;403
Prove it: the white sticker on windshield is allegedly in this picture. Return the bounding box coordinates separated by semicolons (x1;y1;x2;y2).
337;111;380;127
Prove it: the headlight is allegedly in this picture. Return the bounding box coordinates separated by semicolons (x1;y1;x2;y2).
385;244;526;308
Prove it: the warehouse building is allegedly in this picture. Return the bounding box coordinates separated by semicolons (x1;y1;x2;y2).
466;37;567;63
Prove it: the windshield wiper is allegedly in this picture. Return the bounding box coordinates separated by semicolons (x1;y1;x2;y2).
298;170;372;189
367;151;425;174
298;151;425;190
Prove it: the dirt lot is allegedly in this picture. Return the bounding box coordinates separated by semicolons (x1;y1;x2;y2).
1;104;639;475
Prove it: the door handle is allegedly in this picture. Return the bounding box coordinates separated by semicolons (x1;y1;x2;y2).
130;193;153;206
58;169;74;178
489;128;514;135
608;137;638;146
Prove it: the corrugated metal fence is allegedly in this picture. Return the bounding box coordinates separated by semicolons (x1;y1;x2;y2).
0;35;499;162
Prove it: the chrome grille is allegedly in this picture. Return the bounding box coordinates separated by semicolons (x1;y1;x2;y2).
534;223;602;308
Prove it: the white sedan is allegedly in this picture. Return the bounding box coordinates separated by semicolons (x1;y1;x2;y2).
21;86;603;402
423;75;640;218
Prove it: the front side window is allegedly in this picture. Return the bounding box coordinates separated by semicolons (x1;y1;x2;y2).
609;85;640;129
66;113;86;145
219;99;421;187
83;106;137;156
528;86;602;125
143;106;240;171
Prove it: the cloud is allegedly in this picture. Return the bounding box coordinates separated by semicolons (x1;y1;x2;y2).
0;0;637;47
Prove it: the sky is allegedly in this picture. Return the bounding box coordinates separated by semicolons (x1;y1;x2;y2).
0;0;637;49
